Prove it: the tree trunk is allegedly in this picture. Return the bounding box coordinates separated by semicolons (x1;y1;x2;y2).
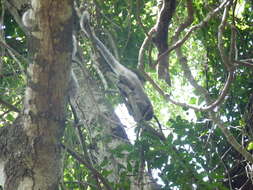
0;0;73;189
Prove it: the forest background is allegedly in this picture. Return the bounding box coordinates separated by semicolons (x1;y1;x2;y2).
0;0;253;190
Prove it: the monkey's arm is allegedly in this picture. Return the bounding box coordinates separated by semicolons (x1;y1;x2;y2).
80;12;122;73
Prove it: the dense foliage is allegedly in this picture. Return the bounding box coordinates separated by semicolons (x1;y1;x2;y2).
1;0;253;189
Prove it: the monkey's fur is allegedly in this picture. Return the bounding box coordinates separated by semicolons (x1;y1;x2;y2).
80;12;153;121
68;35;80;99
22;9;36;30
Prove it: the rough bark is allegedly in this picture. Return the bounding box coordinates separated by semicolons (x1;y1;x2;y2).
0;0;73;189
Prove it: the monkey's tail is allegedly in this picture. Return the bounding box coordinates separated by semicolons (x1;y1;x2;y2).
80;11;93;38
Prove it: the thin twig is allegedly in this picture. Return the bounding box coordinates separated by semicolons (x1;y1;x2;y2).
6;49;27;79
234;60;253;68
93;0;121;30
165;70;234;111
61;143;113;190
136;0;150;37
69;98;93;165
209;112;253;164
64;181;98;189
4;1;29;35
0;40;29;64
0;97;20;113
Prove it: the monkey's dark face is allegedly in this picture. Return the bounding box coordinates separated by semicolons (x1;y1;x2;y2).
125;93;154;121
118;78;154;122
136;101;154;121
118;84;154;121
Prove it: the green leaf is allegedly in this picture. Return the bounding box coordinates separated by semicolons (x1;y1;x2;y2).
6;113;15;121
189;97;197;104
247;142;253;151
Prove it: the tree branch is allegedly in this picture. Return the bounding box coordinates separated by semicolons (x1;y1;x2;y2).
0;40;29;64
158;0;230;61
0;97;20;113
4;1;29;35
169;0;253;165
140;0;233;112
61;143;113;190
138;28;156;70
218;1;234;71
209;112;253;164
234;60;253;69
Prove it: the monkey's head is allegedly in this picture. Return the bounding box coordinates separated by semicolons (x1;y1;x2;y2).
136;99;154;121
124;99;154;122
121;89;154;122
118;75;154;122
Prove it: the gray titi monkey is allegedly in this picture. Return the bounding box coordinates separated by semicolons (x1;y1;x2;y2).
80;12;153;121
